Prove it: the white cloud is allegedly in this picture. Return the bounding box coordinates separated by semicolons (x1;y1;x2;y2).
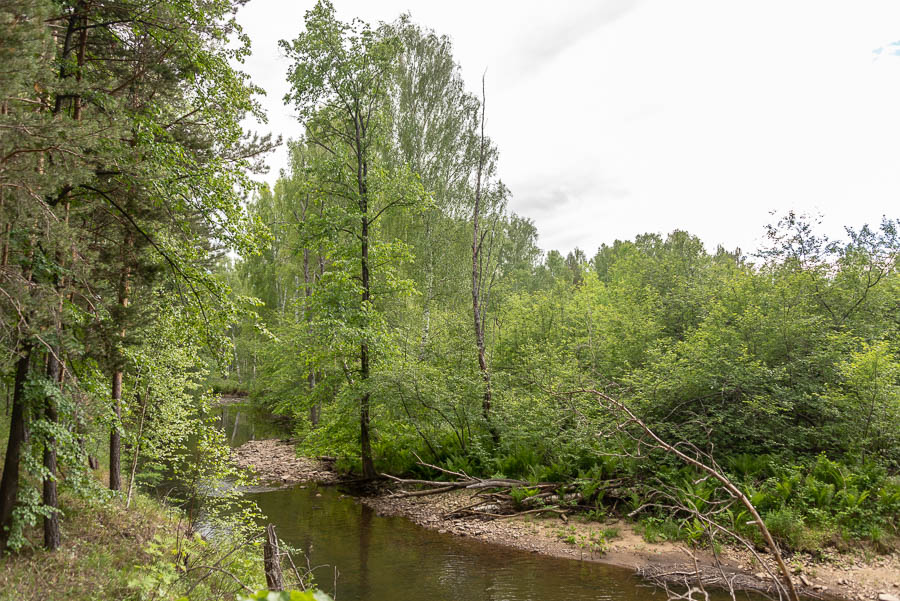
238;0;900;255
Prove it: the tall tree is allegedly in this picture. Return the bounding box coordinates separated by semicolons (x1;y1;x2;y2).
387;19;482;353
282;0;424;478
470;78;501;442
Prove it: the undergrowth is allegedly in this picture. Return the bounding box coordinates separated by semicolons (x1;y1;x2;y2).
0;488;275;601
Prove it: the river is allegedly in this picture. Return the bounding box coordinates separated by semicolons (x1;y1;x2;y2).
212;402;766;601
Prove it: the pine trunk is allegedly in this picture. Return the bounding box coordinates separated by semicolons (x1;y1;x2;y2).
43;201;69;550
109;234;131;491
0;346;31;551
43;349;61;550
109;370;122;491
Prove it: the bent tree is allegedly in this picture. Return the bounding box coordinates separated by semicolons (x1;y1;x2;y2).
282;0;425;478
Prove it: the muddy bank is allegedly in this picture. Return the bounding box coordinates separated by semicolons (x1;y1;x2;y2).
231;441;899;601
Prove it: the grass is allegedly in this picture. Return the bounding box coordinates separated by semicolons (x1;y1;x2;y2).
0;483;276;601
0;413;165;600
637;516;684;544
0;490;176;601
554;523;621;557
0;412;274;601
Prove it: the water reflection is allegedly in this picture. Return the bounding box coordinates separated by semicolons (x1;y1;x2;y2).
245;485;767;601
218;403;283;447
357;502;372;598
221;405;766;601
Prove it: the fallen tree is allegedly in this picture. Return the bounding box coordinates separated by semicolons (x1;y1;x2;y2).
577;388;800;601
382;387;804;601
382;458;601;520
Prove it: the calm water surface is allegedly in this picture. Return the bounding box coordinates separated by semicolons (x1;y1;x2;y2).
219;404;765;601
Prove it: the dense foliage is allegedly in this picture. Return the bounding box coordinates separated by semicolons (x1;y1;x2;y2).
2;3;898;599
0;0;291;596
225;3;900;553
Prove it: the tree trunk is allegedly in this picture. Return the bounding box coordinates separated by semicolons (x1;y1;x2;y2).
356;114;376;480
43;200;69;550
0;218;9;267
308;372;319;427
109;370;123;491
303;241;320;427
0;192;10;268
360;210;375;479
230;328;240;379
43;348;61;550
110;233;131;491
471;78;498;443
125;391;148;508
263;524;284;591
0;345;31;551
418;221;434;360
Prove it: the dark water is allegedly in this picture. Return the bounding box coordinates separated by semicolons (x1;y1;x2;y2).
219;404;764;601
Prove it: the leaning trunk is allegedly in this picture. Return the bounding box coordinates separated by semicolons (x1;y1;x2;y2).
588;388;801;601
125;391;147;508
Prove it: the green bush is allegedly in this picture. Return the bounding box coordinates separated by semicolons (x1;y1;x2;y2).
762;507;831;551
728;453;772;480
493;446;543;479
639;516;684;543
764;507;806;548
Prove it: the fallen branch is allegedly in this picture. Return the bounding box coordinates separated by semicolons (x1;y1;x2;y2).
390;484;460;498
577;388;800;601
489;507;568;520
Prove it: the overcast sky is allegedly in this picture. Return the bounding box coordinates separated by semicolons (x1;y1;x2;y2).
237;0;900;256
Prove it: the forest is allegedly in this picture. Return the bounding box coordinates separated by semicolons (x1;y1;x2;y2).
1;0;898;600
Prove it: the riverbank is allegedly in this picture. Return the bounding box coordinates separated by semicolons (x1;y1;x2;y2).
0;481;272;601
0;490;177;601
233;439;900;601
231;438;339;484
365;487;900;601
